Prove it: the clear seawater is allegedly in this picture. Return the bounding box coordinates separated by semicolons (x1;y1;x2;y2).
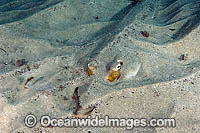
0;0;200;131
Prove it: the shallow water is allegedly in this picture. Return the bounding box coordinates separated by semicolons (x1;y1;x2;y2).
0;0;200;131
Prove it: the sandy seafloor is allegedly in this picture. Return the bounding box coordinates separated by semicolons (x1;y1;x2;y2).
0;0;200;132
1;25;200;133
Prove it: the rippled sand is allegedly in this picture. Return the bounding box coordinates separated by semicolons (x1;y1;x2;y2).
0;0;200;132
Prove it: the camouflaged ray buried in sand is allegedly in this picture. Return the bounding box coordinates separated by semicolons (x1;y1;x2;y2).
0;0;199;131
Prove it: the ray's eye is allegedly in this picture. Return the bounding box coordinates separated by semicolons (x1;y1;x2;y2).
116;64;121;70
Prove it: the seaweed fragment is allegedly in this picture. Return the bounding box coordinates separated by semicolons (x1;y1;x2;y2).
16;59;27;67
169;28;176;31
73;106;96;118
0;48;8;55
140;31;149;37
72;86;96;117
24;77;34;89
178;54;185;61
72;87;81;115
